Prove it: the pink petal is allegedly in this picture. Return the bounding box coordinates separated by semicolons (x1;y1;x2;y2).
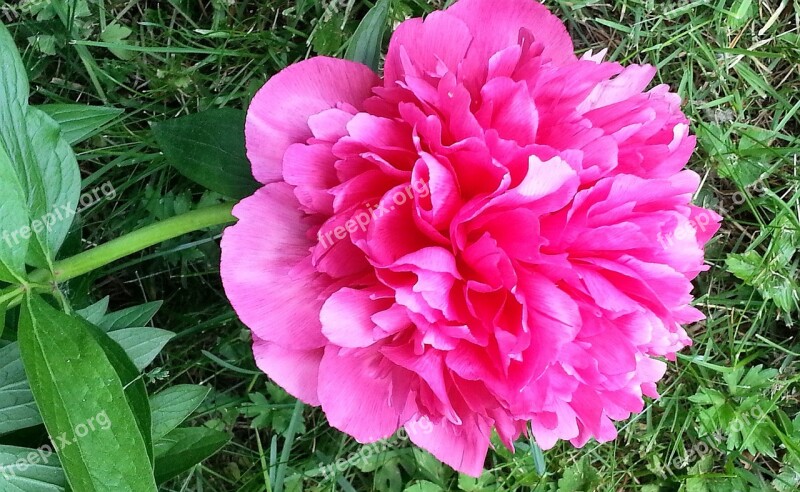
246;57;379;183
318;346;414;442
405;415;491;477
475;77;538;144
412;153;462;231
283;142;337;214
577;64;656;113
321;288;388;348
446;0;576;72
384;11;473;85
489;154;579;211
252;337;323;406
221;183;328;349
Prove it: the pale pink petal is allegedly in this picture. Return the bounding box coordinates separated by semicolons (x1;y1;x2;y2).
384;11;473;85
252;337;323;406
321;288;388;348
318;346;414;442
446;0;576;69
221;183;328;349
246;57;379;183
577;64;656;113
405;415;491;477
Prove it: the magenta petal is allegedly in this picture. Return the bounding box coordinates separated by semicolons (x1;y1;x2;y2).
246;57;379;183
283;142;337;214
475;77;538;144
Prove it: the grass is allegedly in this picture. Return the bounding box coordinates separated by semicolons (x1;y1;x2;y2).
6;0;800;490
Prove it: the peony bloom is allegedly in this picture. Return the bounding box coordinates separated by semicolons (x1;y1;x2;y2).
221;0;720;476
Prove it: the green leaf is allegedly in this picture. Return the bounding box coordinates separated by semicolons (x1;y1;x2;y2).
153;427;229;483
108;328;175;371
152;109;259;199
75;297;111;325
0;23;80;269
83;322;155;464
344;0;391;72
98;301;163;331
6;302;158;458
0;122;31;284
25;108;81;261
530;440;546;476
0;445;66;491
99;24;134;60
0;342;41;435
150;385;211;441
404;481;444;492
29;35;58;56
0;302;5;338
726;251;762;283
557;458;600;492
38;105;123;146
18;295;157;491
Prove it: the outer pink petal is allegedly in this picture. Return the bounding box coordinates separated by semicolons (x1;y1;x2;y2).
405;416;491;477
221;183;328;349
318;346;414;442
384;11;473;85
252;337;323;406
446;0;576;66
246;57;379;183
577;64;656;113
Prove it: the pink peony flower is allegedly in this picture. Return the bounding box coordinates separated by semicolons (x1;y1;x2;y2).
221;0;720;476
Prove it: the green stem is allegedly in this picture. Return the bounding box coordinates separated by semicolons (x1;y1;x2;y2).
29;203;236;285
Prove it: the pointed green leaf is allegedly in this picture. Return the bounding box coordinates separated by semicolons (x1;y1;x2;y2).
152;109;259;199
0;22;80;269
108;328;175;371
0;445;66;491
345;0;391;72
18;295;157;491
150;385;210;441
83;322;154;464
153;427;229;483
75;297;111;325
0;326;158;439
25;108;81;262
98;301;163;332
0;342;41;435
38;104;123;146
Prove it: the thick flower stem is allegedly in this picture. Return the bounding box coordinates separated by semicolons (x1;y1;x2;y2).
29;202;236;285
